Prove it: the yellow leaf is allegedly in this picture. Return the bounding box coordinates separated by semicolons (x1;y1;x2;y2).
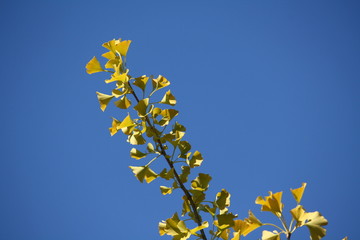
290;205;328;240
304;211;328;240
114;96;132;109
102;39;117;53
128;132;146;145
96;92;114;111
190;221;209;235
151;75;170;94
291;182;307;204
101;51;116;60
243;210;262;236
160;90;177;106
86;56;104;74
160;186;173;195
231;230;241;240
112;89;127;97
262;230;280;240
134;98;149;117
105;71;129;83
115;39;131;56
130;148;147;160
219;229;230;240
158;109;179;126
233;219;248;233
255;191;284;216
121;125;136;135
109;117;121;136
104;58;121;70
129;166;158;183
118;114;135;129
290;205;307;227
133;75;149;92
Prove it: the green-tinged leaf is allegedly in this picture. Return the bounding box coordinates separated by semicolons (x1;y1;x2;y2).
179;166;191;183
189;190;206;205
86;57;104;74
255;191;284;216
134;98;149;117
215;212;237;230
128;132;146;145
162;131;185;146
158;213;191;240
129;166;158;183
96;92;114;111
182;195;191;216
291;182;307;204
152;75;170;94
160;90;177;106
114;95;132;109
262;230;280;240
118;114;135;129
191;173;212;191
130;148;147;160
178;141;192;156
200;204;216;217
216;189;231;214
160;186;173;195
159;168;175;180
173;122;186;132
133;75;149;92
187;150;203;168
304;211;328;240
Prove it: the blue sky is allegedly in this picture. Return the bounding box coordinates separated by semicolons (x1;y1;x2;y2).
0;1;359;239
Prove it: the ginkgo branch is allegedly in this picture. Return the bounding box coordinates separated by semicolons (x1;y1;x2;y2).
128;82;208;240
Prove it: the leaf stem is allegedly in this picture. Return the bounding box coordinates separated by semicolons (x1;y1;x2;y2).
262;223;284;232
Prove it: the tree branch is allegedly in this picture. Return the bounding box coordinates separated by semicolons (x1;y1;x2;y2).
129;83;208;240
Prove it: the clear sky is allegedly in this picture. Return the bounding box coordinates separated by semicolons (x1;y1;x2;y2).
0;1;359;240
